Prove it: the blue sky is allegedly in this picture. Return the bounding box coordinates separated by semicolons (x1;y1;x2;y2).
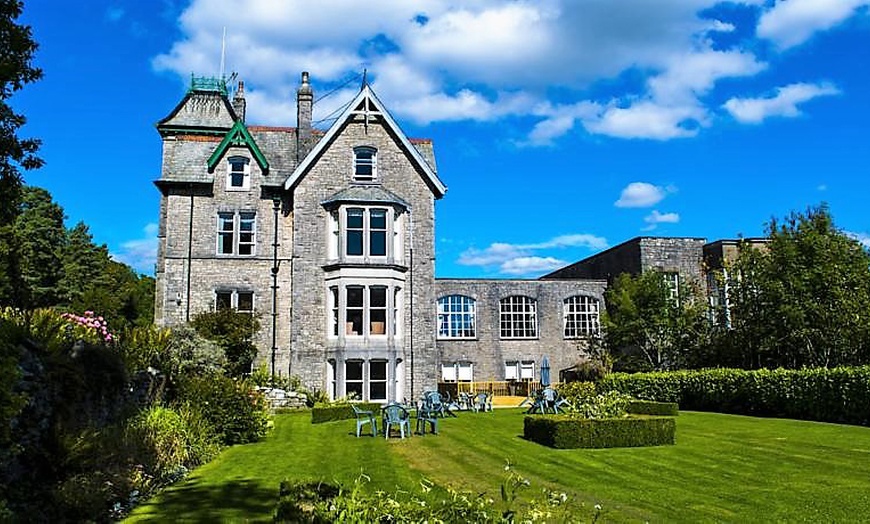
14;0;870;277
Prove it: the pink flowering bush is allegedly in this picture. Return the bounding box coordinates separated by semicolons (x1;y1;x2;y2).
61;310;114;345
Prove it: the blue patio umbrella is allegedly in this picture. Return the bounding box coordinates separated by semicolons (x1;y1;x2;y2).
540;356;551;387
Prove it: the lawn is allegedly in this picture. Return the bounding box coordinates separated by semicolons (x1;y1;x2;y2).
126;409;870;522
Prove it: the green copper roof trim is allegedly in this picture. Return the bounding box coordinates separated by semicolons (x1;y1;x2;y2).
189;74;228;95
207;120;270;173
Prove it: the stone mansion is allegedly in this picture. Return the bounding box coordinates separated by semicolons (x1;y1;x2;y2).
154;73;731;403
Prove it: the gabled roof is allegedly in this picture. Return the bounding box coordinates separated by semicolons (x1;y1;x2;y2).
283;84;447;198
207;120;270;174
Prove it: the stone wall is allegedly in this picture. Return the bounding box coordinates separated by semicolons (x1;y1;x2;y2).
434;279;607;382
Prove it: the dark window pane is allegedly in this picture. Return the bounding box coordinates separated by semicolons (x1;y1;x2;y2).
220;233;233;254
370;209;386;229
216;292;232;310
230;172;245;187
347;287;364;307
369;382;386;400
347;209;364;229
346;382;363;398
370;287;386;307
370;361;387;380
346;361;363;380
370;231;386;256
347;231;363;255
238;243;253;256
237;292;253;312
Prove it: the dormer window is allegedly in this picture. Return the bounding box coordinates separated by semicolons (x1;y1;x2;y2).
353;146;377;182
227;156;251;190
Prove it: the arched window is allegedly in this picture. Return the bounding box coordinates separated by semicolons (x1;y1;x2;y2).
353;146;377;181
563;295;600;338
499;296;537;339
437;295;476;339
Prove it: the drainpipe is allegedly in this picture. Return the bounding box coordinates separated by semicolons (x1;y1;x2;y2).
271;197;281;380
185;184;194;322
409;208;414;402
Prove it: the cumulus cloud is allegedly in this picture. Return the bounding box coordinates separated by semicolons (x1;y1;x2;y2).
757;0;869;50
457;232;608;276
152;0;862;142
111;223;158;275
615;182;674;208
847;231;870;250
723;82;840;124
643;210;680;231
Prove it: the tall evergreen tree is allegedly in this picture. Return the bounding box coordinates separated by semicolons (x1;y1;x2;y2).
14;186;65;307
59;222;110;307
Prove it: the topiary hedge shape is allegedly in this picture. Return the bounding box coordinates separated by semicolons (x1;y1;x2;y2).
524;415;676;449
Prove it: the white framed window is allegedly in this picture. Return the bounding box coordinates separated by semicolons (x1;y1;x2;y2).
344;207;389;258
226;156;251;190
663;271;680;304
437;295;476;339
520;361;535;380
457;361;473;382
499;296;537;339
505;361;519;381
369;360;388;401
215;289;254;312
345;360;364;400
563;295;600;338
353;146;377;181
217;211;256;256
332;284;398;338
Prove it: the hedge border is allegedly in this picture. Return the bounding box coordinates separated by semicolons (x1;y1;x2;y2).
627;400;679;416
524;415;676;449
599;366;870;426
311;403;381;424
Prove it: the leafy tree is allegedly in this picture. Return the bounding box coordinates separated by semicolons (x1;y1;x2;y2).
0;0;42;224
191;309;260;377
14;186;65;307
725;205;870;368
603;271;710;371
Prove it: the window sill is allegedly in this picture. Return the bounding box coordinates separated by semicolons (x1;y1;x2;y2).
225;186;251;192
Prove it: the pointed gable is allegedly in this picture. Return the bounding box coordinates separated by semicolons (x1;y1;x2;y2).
207;120;270;174
283;84;447;198
157;77;238;134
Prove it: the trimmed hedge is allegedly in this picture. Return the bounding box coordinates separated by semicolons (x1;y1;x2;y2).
524;415;675;449
311;403;381;424
598;366;870;426
627;400;679;417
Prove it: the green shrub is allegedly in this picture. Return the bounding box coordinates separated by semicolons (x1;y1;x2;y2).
599;366;870;425
627;400;679;416
163;326;226;377
127;404;220;485
572;390;633;420
524;415;676;449
190;309;260;377
117;324;172;374
556;381;596;408
311;402;381;424
175;375;270;445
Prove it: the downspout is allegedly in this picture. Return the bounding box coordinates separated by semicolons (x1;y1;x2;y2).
409;208;414;402
185;184;194;322
271;197;281;380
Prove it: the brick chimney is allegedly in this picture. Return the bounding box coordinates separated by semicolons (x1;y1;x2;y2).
232;80;246;123
296;71;313;161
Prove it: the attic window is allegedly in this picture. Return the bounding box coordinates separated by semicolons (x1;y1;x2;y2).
227;156;250;190
353;147;377;182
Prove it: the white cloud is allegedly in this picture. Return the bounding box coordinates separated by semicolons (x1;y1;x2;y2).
641;210;680;231
615;182;672;208
457;232;607;276
723;82;841;124
152;0;860;143
757;0;869;50
111;223;158;275
500;256;568;276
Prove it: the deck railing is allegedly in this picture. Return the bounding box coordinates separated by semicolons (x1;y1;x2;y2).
438;381;559;398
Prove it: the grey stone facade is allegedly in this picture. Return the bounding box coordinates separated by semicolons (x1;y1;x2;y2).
434;279;606;382
155;73;719;403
